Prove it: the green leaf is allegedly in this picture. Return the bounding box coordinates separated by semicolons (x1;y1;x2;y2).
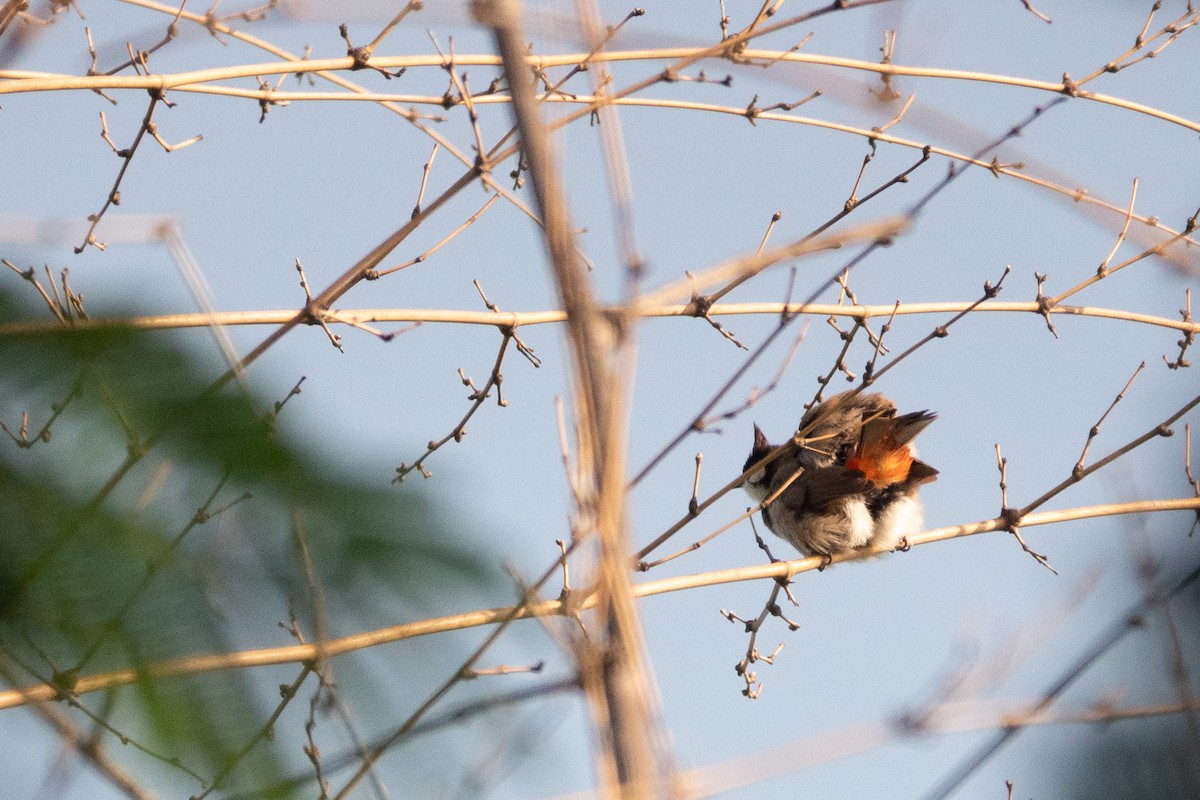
0;292;484;796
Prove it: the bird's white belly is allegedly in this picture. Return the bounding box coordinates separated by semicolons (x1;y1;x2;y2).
871;494;924;551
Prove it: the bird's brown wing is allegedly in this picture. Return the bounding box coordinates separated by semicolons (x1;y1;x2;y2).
798;392;897;465
789;465;872;511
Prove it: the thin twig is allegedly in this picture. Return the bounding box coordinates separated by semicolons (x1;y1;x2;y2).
1185;424;1200;537
295;259;343;351
1098;178;1139;273
393;323;519;481
1049;206;1200;306
1018;392;1200;518
78;94;176;253
195;665;314;799
368;192;501;279
412;142;439;218
995;444;1057;573
1073;361;1144;478
1017;0;1051;24
864;265;1010;387
1165;288;1194;370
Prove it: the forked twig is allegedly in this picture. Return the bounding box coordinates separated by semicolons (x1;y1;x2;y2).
1018;392;1200;519
295;259;342;351
722;517;800;698
393;282;538;482
368;192;502;279
864;265;1010;388
995;444;1057;573
392;335;513;482
1165;288;1194;370
1073;361;1144;478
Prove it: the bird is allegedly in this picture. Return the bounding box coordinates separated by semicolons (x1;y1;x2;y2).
742;391;938;560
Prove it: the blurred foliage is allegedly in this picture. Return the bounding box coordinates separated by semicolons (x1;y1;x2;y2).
0;290;484;796
1058;570;1200;799
1064;721;1200;799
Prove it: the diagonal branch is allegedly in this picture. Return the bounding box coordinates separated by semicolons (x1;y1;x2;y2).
3;496;1197;712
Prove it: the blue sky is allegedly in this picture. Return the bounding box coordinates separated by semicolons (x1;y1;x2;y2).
3;2;1200;798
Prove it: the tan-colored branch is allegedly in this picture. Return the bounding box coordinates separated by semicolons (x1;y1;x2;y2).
632;216;906;309
7;92;1196;255
479;0;669;794
4;46;1200;134
682;696;1200;799
3;300;1196;337
12;0;1195;263
2;496;1195;711
8;81;1197;257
